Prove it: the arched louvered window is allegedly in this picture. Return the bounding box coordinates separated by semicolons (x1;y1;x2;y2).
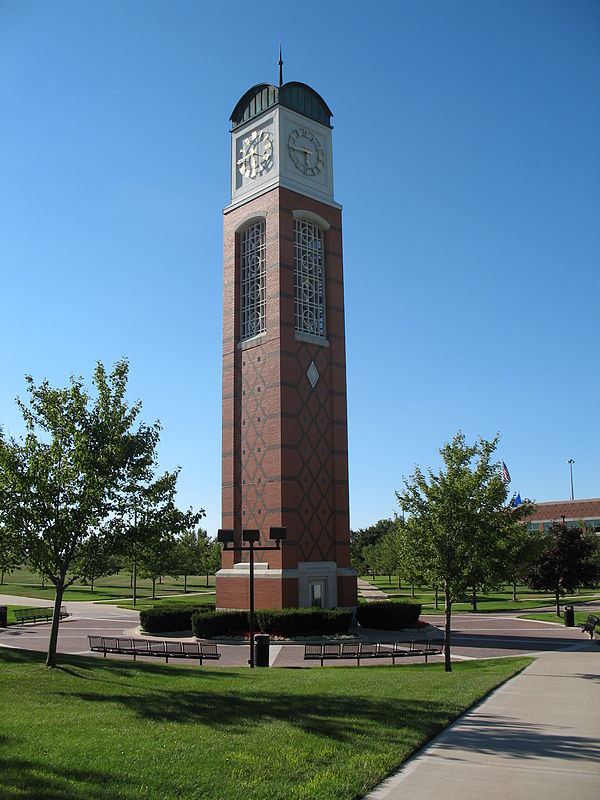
294;219;326;338
240;220;266;341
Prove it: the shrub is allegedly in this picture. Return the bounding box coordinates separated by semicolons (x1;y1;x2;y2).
192;610;249;638
356;601;421;630
191;607;353;638
255;608;352;636
140;603;215;634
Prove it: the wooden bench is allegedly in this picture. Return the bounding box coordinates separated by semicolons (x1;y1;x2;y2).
579;614;599;639
87;636;221;665
14;605;68;624
304;639;444;666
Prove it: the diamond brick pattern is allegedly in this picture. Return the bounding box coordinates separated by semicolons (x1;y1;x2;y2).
219;184;357;609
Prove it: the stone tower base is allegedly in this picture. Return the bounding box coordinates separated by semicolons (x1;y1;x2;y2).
216;561;357;610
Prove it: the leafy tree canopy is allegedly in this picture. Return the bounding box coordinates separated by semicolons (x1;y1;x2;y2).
396;430;532;670
0;359;162;666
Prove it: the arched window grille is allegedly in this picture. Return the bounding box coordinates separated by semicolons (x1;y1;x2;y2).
294;219;326;337
240;221;266;341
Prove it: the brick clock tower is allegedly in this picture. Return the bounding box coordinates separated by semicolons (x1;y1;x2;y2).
215;72;357;610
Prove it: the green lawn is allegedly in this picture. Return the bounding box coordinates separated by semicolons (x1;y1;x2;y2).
0;649;531;800
360;576;600;614
106;592;216;611
521;611;593;627
0;567;216;602
3;605;42;625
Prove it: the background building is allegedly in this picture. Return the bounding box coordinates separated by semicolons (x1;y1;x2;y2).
527;499;600;532
215;74;357;610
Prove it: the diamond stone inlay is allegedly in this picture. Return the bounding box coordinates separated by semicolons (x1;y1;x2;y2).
307;361;319;389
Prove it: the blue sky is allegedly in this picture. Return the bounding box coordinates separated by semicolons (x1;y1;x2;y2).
1;0;599;538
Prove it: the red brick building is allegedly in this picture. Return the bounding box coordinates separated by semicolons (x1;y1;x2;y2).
527;498;600;532
215;78;357;610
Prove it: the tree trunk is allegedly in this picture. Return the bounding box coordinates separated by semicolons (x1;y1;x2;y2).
444;583;452;672
91;576;94;593
184;574;187;593
130;571;133;589
472;586;478;612
152;577;156;600
206;572;209;588
411;583;415;598
45;582;65;668
159;575;162;585
556;585;560;617
512;582;517;602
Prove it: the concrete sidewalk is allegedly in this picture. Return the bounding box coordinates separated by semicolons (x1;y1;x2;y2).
357;578;389;602
365;643;600;800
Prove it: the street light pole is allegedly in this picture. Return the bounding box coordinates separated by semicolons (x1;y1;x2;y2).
217;527;287;668
568;458;574;501
248;535;254;666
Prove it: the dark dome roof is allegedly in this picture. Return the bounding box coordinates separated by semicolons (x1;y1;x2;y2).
230;81;332;129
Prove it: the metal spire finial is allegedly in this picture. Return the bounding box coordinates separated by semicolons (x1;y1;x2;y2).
278;44;283;87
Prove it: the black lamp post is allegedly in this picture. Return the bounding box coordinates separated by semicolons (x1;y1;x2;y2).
217;526;287;668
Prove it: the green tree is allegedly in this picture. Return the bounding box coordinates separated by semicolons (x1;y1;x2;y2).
525;522;600;615
0;360;157;667
498;510;543;602
172;528;208;592
395;517;427;598
107;429;163;606
203;536;222;586
350;518;395;577
0;527;23;585
0;457;23;583
137;498;203;599
396;431;512;671
71;534;122;593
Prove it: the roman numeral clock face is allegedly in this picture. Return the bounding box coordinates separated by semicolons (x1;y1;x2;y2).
288;128;325;176
237;129;274;179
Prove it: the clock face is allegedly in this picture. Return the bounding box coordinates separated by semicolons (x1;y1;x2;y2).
288;128;325;176
237;129;274;179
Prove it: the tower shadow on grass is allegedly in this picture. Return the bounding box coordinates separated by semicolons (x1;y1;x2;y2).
65;684;464;742
0;756;141;800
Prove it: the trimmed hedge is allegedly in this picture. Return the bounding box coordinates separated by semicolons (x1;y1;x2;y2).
191;610;248;638
191;607;353;638
140;603;215;634
255;608;352;636
356;601;421;630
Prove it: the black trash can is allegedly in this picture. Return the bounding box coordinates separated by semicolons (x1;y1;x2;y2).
564;605;574;627
254;633;270;667
0;606;7;628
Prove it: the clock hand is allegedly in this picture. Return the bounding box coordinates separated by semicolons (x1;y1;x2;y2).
290;146;313;155
237;148;257;165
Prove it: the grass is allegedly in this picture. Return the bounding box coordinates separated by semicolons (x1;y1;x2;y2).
360;576;600;614
3;605;40;625
521;611;592;627
0;648;531;800
107;593;216;611
0;567;216;603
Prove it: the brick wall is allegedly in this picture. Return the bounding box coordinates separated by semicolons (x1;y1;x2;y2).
218;186;356;609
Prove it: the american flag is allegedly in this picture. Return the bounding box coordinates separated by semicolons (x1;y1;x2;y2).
501;461;511;484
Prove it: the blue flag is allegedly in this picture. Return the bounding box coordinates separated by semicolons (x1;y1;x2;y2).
512;493;522;507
